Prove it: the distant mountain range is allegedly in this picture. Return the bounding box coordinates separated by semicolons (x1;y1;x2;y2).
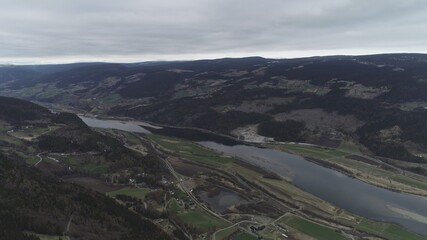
2;53;427;172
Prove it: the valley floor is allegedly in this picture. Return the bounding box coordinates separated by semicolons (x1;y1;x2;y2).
7;111;427;240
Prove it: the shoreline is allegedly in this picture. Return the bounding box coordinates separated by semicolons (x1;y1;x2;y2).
75;112;427;198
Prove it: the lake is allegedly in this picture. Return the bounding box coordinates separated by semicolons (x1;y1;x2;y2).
79;115;151;133
79;115;427;237
199;142;427;237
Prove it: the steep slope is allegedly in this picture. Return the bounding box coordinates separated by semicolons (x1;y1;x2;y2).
1;54;427;166
0;96;170;240
0;153;170;240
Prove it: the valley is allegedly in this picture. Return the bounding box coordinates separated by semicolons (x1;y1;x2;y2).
78;113;427;239
2;54;427;239
2;0;427;238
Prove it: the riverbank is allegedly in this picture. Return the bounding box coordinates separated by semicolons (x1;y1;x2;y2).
76;114;427;239
267;143;427;197
145;131;427;240
78;113;427;198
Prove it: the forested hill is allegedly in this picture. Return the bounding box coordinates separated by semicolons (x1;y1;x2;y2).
0;154;169;240
0;96;52;124
2;54;427;165
0;96;170;240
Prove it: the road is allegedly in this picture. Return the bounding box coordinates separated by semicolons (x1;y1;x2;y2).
47;155;59;162
213;210;300;240
34;152;43;166
127;142;259;240
63;212;74;240
212;220;259;240
128;144;224;219
35;151;59;166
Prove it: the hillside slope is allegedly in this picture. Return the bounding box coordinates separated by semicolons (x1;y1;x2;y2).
0;96;170;240
1;54;427;166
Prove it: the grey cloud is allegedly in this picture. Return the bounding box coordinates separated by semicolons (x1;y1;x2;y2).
1;0;427;63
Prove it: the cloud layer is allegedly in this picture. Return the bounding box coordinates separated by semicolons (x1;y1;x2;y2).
1;0;427;63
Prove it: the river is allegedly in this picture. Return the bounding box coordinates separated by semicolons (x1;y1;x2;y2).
79;116;151;133
80;115;427;237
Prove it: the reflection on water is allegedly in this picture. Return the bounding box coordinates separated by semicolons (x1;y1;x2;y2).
199;141;427;237
199;189;244;213
77;115;427;237
79;116;150;133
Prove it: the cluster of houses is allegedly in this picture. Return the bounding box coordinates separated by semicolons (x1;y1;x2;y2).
174;198;196;210
275;224;289;238
250;225;265;233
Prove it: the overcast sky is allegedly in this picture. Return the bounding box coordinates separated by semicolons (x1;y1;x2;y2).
1;0;427;64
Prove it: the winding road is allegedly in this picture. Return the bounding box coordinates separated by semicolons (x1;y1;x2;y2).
34;152;44;166
63;212;74;240
127;142;259;240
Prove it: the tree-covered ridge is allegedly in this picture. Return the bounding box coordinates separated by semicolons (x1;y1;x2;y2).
2;54;427;164
0;96;52;125
0;154;170;240
0;96;170;239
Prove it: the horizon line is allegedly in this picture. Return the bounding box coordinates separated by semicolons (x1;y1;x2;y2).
1;51;426;66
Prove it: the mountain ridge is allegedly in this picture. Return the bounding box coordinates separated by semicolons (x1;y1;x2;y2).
2;53;427;172
0;96;171;240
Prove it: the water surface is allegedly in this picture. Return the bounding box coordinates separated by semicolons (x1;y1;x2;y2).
199;189;244;213
199;142;427;237
78;116;427;237
79;116;150;133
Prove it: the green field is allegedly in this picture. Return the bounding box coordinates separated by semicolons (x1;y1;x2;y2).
82;163;108;174
338;141;362;154
351;219;425;240
233;232;257;240
102;128;143;146
274;143;349;159
10;126;54;140
311;150;427;194
103;94;122;102
12;151;40;165
390;175;427;191
271;143;427;195
148;134;233;167
0;126;10;133
215;227;239;240
24;156;40;165
168;198;182;212
107;187;150;199
178;210;229;232
1;133;24;145
268;144;427;239
168;199;229;232
54;154;109;174
122;132;143;145
150;134;427;239
281;215;347;240
26;127;50;135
